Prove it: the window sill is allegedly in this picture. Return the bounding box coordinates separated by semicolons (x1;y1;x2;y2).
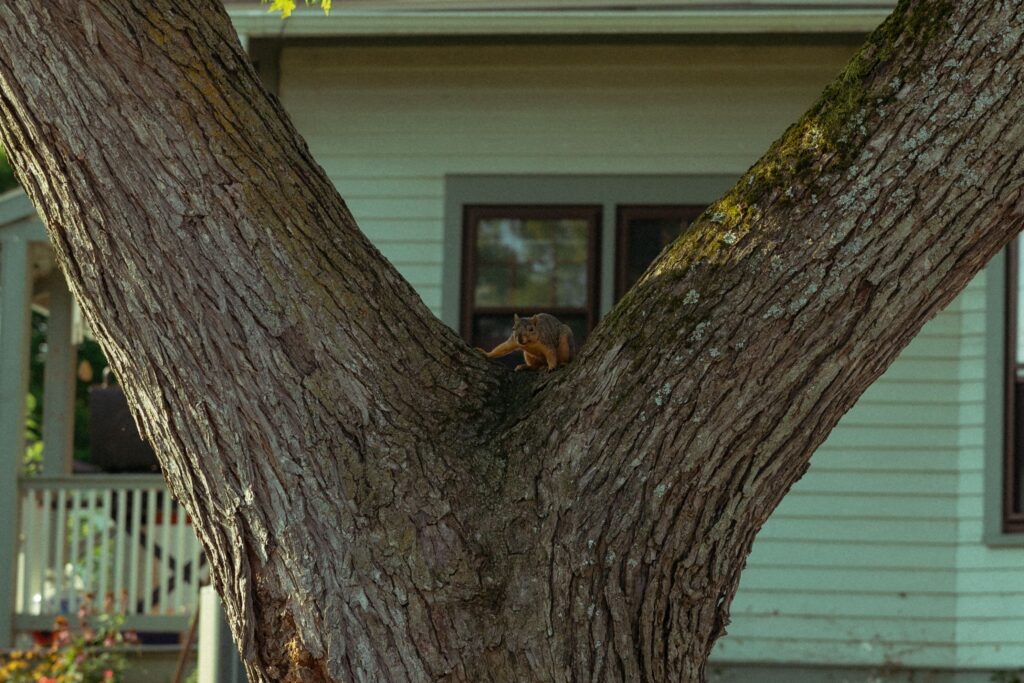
983;531;1024;547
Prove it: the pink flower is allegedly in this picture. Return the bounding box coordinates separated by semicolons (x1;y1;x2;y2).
78;593;95;626
104;669;114;679
52;625;71;649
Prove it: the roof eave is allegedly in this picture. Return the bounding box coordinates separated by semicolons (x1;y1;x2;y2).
227;8;892;38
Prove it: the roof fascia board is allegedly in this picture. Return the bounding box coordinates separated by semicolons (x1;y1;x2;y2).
227;0;894;8
228;9;891;38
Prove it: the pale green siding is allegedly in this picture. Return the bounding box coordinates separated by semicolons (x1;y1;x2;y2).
715;271;1024;672
713;268;1024;673
280;41;859;317
954;268;1024;669
715;300;963;669
278;40;1024;675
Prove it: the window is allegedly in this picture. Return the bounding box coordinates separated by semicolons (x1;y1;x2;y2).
461;205;600;353
1006;240;1024;532
616;205;705;299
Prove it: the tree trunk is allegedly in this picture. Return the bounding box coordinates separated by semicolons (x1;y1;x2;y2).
0;0;1022;680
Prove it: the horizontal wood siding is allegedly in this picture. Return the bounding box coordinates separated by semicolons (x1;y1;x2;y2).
954;270;1024;669
713;299;963;668
280;42;858;318
278;41;1023;672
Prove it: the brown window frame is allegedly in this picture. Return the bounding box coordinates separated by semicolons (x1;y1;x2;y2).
461;204;601;346
615;204;705;300
1005;241;1024;533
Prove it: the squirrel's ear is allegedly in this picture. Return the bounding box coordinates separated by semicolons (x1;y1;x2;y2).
531;314;540;322
513;313;520;323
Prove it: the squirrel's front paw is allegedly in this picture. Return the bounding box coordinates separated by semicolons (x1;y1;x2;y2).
475;347;488;355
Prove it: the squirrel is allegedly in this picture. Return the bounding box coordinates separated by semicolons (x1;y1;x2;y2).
477;313;575;371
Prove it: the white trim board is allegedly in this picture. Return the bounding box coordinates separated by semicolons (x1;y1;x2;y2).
229;8;891;38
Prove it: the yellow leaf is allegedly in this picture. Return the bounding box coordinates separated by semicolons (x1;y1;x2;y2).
266;0;297;18
322;0;332;14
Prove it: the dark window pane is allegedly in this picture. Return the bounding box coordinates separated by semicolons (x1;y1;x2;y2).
1006;238;1024;531
556;314;588;350
473;314;517;358
1015;382;1024;514
617;206;704;299
1016;239;1024;360
623;218;681;292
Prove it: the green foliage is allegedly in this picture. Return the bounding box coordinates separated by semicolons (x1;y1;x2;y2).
0;594;138;683
25;310;109;472
263;0;331;18
73;341;108;464
0;146;16;193
24;394;43;475
992;672;1024;683
26;312;47;472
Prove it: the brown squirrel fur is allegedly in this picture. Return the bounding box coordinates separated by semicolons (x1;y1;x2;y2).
477;313;575;371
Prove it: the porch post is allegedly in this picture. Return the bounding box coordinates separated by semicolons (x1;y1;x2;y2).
198;586;247;682
0;237;32;647
41;275;76;477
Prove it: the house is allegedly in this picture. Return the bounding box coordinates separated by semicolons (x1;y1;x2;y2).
1;1;1022;681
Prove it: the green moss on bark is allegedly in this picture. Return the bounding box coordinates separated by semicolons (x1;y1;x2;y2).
656;0;953;272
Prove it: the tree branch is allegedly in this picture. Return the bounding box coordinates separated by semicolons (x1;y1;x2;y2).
0;2;498;677
514;0;1024;676
2;0;1023;679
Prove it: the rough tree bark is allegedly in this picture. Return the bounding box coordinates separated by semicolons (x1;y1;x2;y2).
0;0;1022;680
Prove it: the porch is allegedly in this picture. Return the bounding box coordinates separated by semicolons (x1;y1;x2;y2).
1;189;206;646
15;475;206;635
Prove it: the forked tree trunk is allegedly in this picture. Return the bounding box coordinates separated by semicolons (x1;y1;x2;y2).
1;0;1022;680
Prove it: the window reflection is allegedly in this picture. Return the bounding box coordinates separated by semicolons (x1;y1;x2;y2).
476;218;589;308
463;206;599;353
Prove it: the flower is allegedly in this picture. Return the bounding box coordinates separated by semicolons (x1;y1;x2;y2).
0;604;135;683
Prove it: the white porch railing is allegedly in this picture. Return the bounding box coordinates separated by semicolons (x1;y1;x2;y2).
15;475;207;632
